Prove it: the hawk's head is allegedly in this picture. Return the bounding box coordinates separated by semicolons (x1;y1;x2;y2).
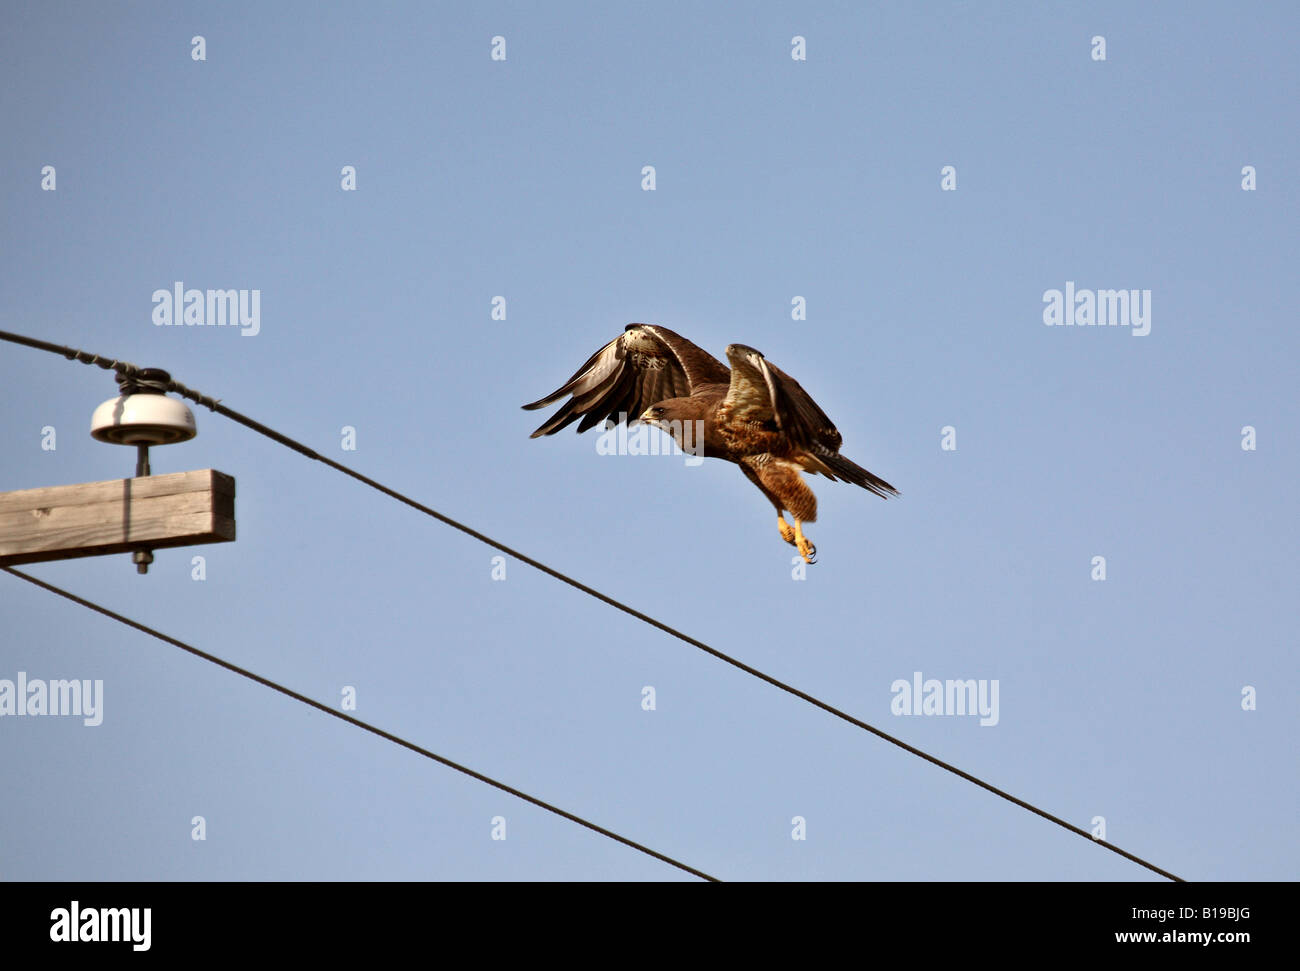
638;399;707;456
638;401;689;429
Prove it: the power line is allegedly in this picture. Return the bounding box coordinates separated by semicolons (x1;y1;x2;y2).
1;565;719;882
0;329;1185;881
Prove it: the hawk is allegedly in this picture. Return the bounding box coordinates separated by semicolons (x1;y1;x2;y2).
523;324;898;563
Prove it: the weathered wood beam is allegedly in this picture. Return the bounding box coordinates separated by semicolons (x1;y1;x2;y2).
0;469;235;566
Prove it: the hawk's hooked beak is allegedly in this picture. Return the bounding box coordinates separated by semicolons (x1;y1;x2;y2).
638;409;658;425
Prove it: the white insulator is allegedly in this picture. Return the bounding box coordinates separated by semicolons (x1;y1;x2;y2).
90;394;197;445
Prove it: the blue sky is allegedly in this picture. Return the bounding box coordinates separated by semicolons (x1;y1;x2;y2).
1;1;1295;881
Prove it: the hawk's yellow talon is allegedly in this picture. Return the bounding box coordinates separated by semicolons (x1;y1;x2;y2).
794;520;817;564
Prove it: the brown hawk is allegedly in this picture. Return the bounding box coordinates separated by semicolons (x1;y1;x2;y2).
523;323;898;563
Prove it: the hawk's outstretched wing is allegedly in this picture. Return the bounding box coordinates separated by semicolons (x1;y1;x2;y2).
523;323;730;437
724;343;898;499
723;343;843;451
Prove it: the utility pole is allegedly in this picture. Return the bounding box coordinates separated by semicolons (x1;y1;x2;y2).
0;369;235;570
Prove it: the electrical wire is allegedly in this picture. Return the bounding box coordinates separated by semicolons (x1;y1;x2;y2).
1;564;719;882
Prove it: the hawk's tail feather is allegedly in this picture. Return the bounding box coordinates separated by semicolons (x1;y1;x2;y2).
818;449;899;499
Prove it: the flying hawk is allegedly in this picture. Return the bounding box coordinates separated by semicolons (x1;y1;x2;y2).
523;323;898;563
